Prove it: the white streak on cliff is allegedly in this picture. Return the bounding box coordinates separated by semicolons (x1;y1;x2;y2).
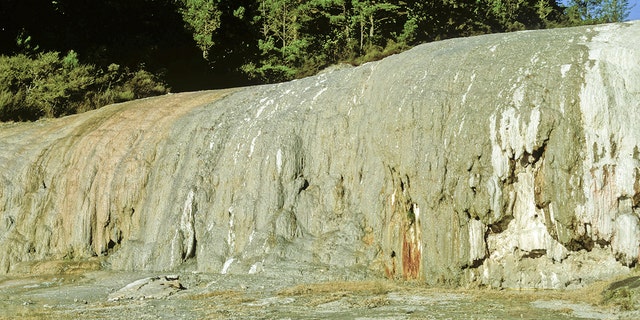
488;102;566;262
461;73;476;105
221;258;234;274
560;64;572;78
228;206;236;252
468;219;487;263
313;87;328;101
578;23;640;265
248;261;263;274
249;130;261;158
512;83;525;108
490;106;541;179
613;214;640;266
276;149;283;174
488;114;505;221
488;169;567;262
256;98;274;118
180;189;196;259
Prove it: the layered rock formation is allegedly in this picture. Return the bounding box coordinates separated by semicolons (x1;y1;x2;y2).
1;22;639;289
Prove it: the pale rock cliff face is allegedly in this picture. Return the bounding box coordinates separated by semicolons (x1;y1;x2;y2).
1;22;639;289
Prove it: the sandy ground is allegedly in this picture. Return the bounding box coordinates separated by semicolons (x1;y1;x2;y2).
1;266;639;320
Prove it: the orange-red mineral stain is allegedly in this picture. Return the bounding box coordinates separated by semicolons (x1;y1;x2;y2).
402;228;421;279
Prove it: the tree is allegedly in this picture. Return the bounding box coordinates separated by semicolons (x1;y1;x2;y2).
565;0;632;24
401;1;485;42
178;0;223;59
239;0;411;82
0;0;614;93
350;0;400;50
238;0;309;81
599;0;633;22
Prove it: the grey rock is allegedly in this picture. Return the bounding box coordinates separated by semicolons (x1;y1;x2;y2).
1;22;640;289
107;275;184;301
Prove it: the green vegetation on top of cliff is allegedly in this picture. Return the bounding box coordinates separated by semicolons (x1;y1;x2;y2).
0;51;168;122
0;0;633;122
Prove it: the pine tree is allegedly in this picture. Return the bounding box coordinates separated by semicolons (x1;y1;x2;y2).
565;0;632;24
178;0;223;59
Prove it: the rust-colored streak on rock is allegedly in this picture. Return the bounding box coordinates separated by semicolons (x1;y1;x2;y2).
402;227;421;280
0;90;234;271
60;90;234;257
384;256;397;279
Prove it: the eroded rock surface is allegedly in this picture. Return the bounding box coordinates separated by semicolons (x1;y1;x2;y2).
107;275;184;301
1;22;640;289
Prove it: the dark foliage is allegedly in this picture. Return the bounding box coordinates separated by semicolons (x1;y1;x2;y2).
0;0;632;121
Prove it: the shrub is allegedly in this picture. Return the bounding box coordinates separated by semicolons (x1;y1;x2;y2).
0;51;169;122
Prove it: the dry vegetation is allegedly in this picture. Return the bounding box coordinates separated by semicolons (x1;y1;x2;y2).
1;263;639;319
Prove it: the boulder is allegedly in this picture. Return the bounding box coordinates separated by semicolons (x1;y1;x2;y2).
107;275;184;301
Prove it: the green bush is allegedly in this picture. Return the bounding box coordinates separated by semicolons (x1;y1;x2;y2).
0;51;169;122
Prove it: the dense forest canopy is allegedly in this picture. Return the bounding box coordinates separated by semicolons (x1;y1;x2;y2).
0;0;632;121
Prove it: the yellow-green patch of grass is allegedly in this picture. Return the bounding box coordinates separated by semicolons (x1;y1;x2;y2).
278;280;394;297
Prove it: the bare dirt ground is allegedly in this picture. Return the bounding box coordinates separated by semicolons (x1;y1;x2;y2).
1;263;639;320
